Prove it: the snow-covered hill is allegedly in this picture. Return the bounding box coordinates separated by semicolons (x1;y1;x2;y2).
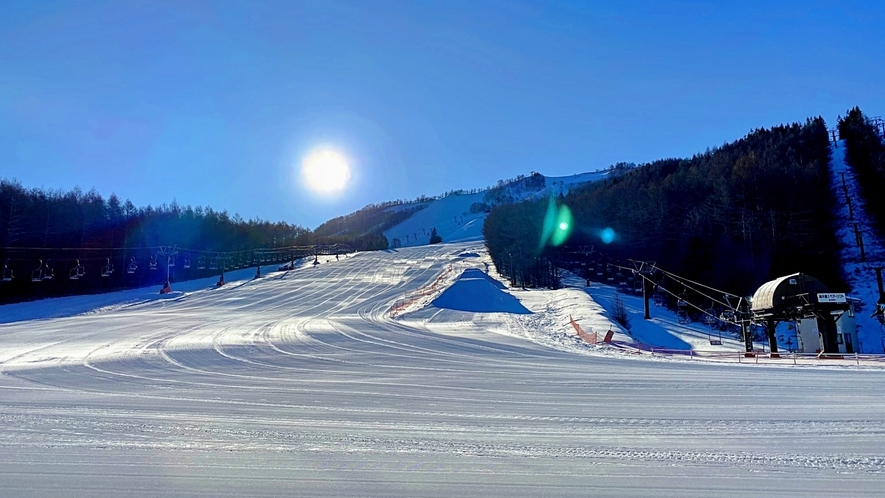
383;171;614;248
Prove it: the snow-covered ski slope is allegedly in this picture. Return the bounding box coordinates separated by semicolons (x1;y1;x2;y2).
1;242;884;497
383;171;611;248
831;141;885;352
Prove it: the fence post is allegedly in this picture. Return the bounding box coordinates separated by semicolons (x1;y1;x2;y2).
856;352;860;366
793;352;797;365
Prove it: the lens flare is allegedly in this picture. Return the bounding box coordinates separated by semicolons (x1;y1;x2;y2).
550;205;572;247
540;198;574;248
600;227;615;244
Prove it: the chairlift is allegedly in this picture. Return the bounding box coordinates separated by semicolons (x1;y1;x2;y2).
42;260;54;280
677;291;689;309
69;260;85;280
31;260;44;282
209;257;218;270
149;255;158;271
703;304;717;326
2;260;14;282
595;263;603;277
709;327;723;346
652;282;666;306
676;310;690;324
168;255;176;268
101;258;114;277
605;265;614;282
127;256;138;274
197;256;206;270
183;254;191;269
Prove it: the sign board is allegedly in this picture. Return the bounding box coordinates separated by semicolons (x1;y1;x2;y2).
817;293;846;304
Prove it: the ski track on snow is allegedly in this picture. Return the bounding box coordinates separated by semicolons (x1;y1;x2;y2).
0;242;884;497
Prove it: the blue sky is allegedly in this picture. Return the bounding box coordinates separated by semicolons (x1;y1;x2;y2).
1;0;883;229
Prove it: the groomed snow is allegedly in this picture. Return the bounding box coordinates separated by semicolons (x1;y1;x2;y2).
1;242;883;497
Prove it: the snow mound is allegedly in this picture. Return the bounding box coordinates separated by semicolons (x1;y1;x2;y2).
431;269;531;314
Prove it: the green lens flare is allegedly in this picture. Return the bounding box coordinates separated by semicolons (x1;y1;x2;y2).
550;205;573;246
539;198;574;248
539;197;558;250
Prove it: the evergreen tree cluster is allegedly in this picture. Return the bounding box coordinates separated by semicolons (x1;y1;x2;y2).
0;182;342;303
312;201;429;250
484;117;844;296
838;107;885;238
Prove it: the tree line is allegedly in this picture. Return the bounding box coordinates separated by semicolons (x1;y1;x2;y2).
0;182;361;303
838;107;885;240
484;116;845;298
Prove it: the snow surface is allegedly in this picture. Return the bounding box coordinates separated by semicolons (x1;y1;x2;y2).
831;141;885;353
1;242;884;497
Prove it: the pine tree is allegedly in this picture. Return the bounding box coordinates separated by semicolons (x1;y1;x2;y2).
429;228;442;244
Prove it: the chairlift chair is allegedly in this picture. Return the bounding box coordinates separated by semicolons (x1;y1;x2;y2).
703;305;717;326
183;254;191;269
703;313;716;326
127;257;138;274
69;260;85;280
676;310;690;324
2;260;14;282
101;258;114;277
209;257;218;270
595;263;603;277
168;255;176;268
197;256;206;270
42;261;54;280
652;283;666;306
677;291;689;309
149;255;158;271
31;260;44;282
652;293;665;306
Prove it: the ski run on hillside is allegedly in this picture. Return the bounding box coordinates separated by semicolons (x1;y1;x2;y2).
1;242;883;497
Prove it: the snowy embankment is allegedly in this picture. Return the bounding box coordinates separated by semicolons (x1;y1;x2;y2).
831;141;885;353
1;242;884;497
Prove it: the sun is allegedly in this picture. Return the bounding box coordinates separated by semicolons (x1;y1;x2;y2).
302;149;351;194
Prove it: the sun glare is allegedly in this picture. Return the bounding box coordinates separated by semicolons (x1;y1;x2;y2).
302;149;351;194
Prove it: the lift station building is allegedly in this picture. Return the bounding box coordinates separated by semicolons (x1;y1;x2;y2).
750;273;857;354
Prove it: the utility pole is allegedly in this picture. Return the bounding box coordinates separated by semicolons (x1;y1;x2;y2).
631;260;656;320
841;172;866;262
158;245;178;291
841;172;854;222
